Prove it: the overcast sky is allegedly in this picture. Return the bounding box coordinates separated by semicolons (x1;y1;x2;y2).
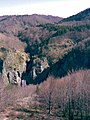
0;0;90;18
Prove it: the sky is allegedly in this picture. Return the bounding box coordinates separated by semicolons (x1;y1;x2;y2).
0;0;90;18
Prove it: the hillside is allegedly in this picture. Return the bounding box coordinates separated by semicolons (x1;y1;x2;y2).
59;8;90;26
0;14;62;35
0;8;90;85
0;70;89;120
61;8;90;22
0;8;90;120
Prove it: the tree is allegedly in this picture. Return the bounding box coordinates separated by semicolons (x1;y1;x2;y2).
38;77;56;115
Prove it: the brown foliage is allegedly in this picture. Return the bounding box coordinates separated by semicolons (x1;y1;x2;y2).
38;70;90;119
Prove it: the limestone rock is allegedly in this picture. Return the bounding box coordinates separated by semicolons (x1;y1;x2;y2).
32;57;49;79
2;50;29;85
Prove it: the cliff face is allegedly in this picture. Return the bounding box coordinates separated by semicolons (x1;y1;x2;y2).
2;50;29;85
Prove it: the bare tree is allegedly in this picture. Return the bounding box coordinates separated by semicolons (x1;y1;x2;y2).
39;77;56;115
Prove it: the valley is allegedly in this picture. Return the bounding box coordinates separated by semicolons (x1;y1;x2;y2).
0;8;90;120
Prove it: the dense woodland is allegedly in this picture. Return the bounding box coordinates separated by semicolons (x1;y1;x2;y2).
0;70;90;120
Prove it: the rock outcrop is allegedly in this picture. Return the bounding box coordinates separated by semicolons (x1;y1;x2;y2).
32;57;49;79
2;50;29;85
